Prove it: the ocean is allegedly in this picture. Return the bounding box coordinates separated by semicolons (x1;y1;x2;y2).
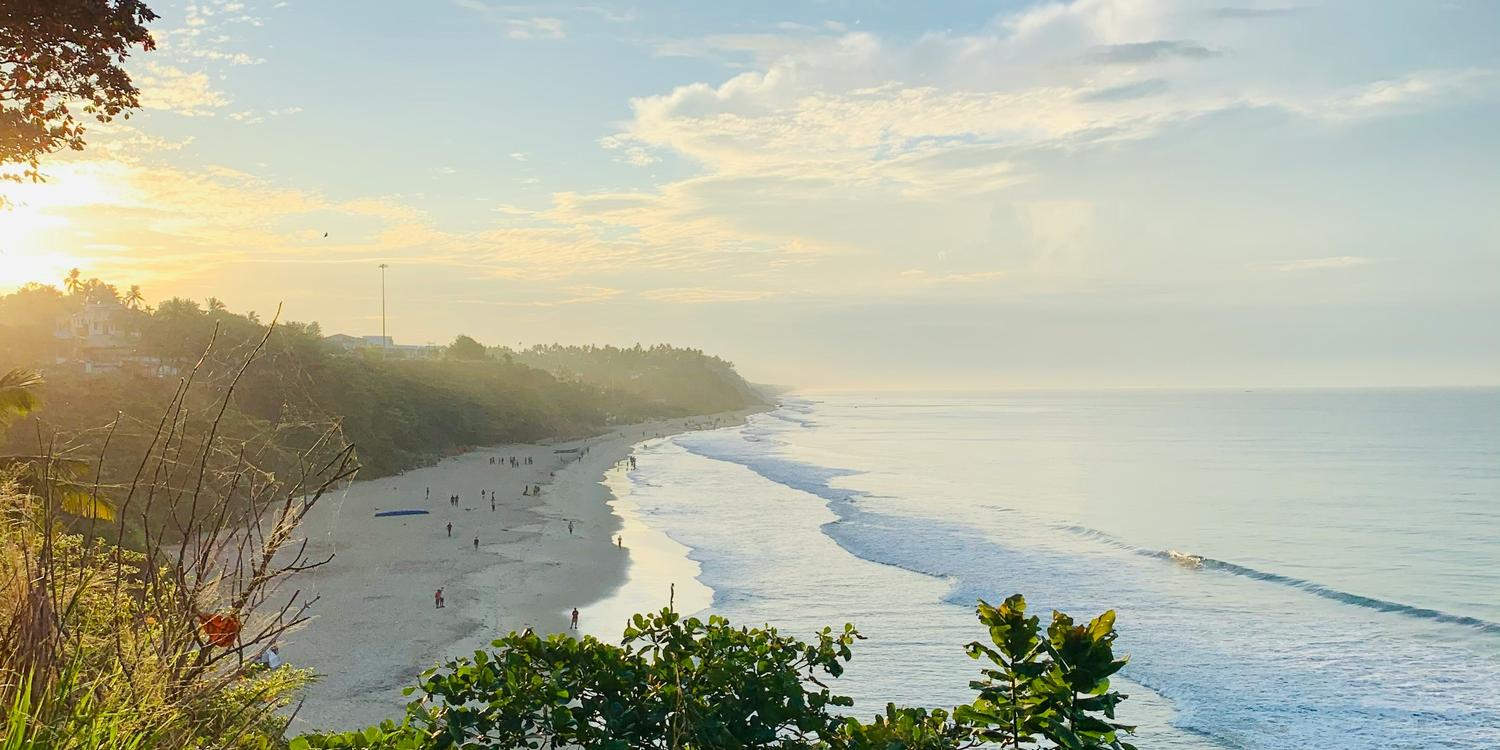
588;390;1500;749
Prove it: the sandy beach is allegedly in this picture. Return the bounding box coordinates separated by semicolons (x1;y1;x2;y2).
282;410;759;733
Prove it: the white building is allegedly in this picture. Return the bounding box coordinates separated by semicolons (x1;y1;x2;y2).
52;301;175;376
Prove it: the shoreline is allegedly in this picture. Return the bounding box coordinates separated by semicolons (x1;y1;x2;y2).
283;408;763;733
577;442;716;640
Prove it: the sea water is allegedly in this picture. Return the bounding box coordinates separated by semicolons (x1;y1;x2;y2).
592;390;1500;749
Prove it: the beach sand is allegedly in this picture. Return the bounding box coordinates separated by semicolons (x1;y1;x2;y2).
282;410;758;733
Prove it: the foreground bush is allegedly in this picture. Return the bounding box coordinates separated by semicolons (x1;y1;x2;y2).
296;596;1136;750
1;327;355;748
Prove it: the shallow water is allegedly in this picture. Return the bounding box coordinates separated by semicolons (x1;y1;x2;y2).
597;390;1500;749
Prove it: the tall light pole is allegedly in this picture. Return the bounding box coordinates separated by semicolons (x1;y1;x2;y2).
378;263;389;358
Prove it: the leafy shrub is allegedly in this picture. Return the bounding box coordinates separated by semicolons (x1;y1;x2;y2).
297;596;1136;750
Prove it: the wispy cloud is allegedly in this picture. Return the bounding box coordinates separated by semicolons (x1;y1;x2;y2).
504;16;566;40
640;288;776;304
137;64;230;116
1087;40;1220;64
1272;256;1372;272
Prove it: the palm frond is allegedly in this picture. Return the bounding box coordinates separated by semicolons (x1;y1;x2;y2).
0;369;44;426
0;456;116;521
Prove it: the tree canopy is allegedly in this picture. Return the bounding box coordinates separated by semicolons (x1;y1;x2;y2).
1;0;159;181
446;334;487;361
296;595;1136;750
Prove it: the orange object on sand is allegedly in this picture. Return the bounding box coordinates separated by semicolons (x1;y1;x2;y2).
198;613;241;647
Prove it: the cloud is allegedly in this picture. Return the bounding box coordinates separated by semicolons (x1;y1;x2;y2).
136;64;230;116
1272;256;1372;272
1204;6;1300;20
504;17;566;40
227;106;303;125
454;285;622;307
1087;40;1220;64
1079;78;1171;101
1321;69;1496;119
600;135;660;166
640;288;777;304
453;1;643;40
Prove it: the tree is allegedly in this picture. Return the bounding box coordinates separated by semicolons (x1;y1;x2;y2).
296;597;1139;750
0;368;42;426
296;608;862;749
205;296;227;313
446;334;487;361
958;596;1135;750
0;368;110;520
1;0;159;182
122;284;145;310
957;595;1051;747
63;268;82;295
82;277;117;303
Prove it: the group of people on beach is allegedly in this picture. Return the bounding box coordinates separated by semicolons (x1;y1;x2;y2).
427;443;645;629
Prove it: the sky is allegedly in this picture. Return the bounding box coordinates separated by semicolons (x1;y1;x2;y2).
1;0;1497;388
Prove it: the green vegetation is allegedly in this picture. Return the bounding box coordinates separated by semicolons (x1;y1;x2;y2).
503;343;763;416
0;277;765;499
2;349;352;749
296;596;1135;750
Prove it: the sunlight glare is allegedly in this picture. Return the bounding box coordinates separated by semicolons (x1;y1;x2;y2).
0;162;127;290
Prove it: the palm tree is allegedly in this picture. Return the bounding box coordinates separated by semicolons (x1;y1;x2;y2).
82;278;111;303
205;297;227;313
0;368;43;427
0;369;114;520
123;285;146;310
63;268;83;295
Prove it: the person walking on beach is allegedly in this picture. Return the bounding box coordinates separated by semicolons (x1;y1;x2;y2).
567;520;574;535
491;497;496;511
570;608;579;630
617;535;623;549
446;522;452;538
434;589;444;609
473;536;479;551
426;487;430;500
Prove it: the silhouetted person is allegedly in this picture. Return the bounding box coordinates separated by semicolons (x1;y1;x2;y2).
570;608;579;630
446;522;452;538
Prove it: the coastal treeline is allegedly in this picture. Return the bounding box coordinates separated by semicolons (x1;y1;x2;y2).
502;343;763;416
0;279;765;486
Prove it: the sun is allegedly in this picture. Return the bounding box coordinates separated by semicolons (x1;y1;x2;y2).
0;201;81;290
0;163;124;290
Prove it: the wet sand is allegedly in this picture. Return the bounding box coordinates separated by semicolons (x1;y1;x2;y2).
281;410;758;732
